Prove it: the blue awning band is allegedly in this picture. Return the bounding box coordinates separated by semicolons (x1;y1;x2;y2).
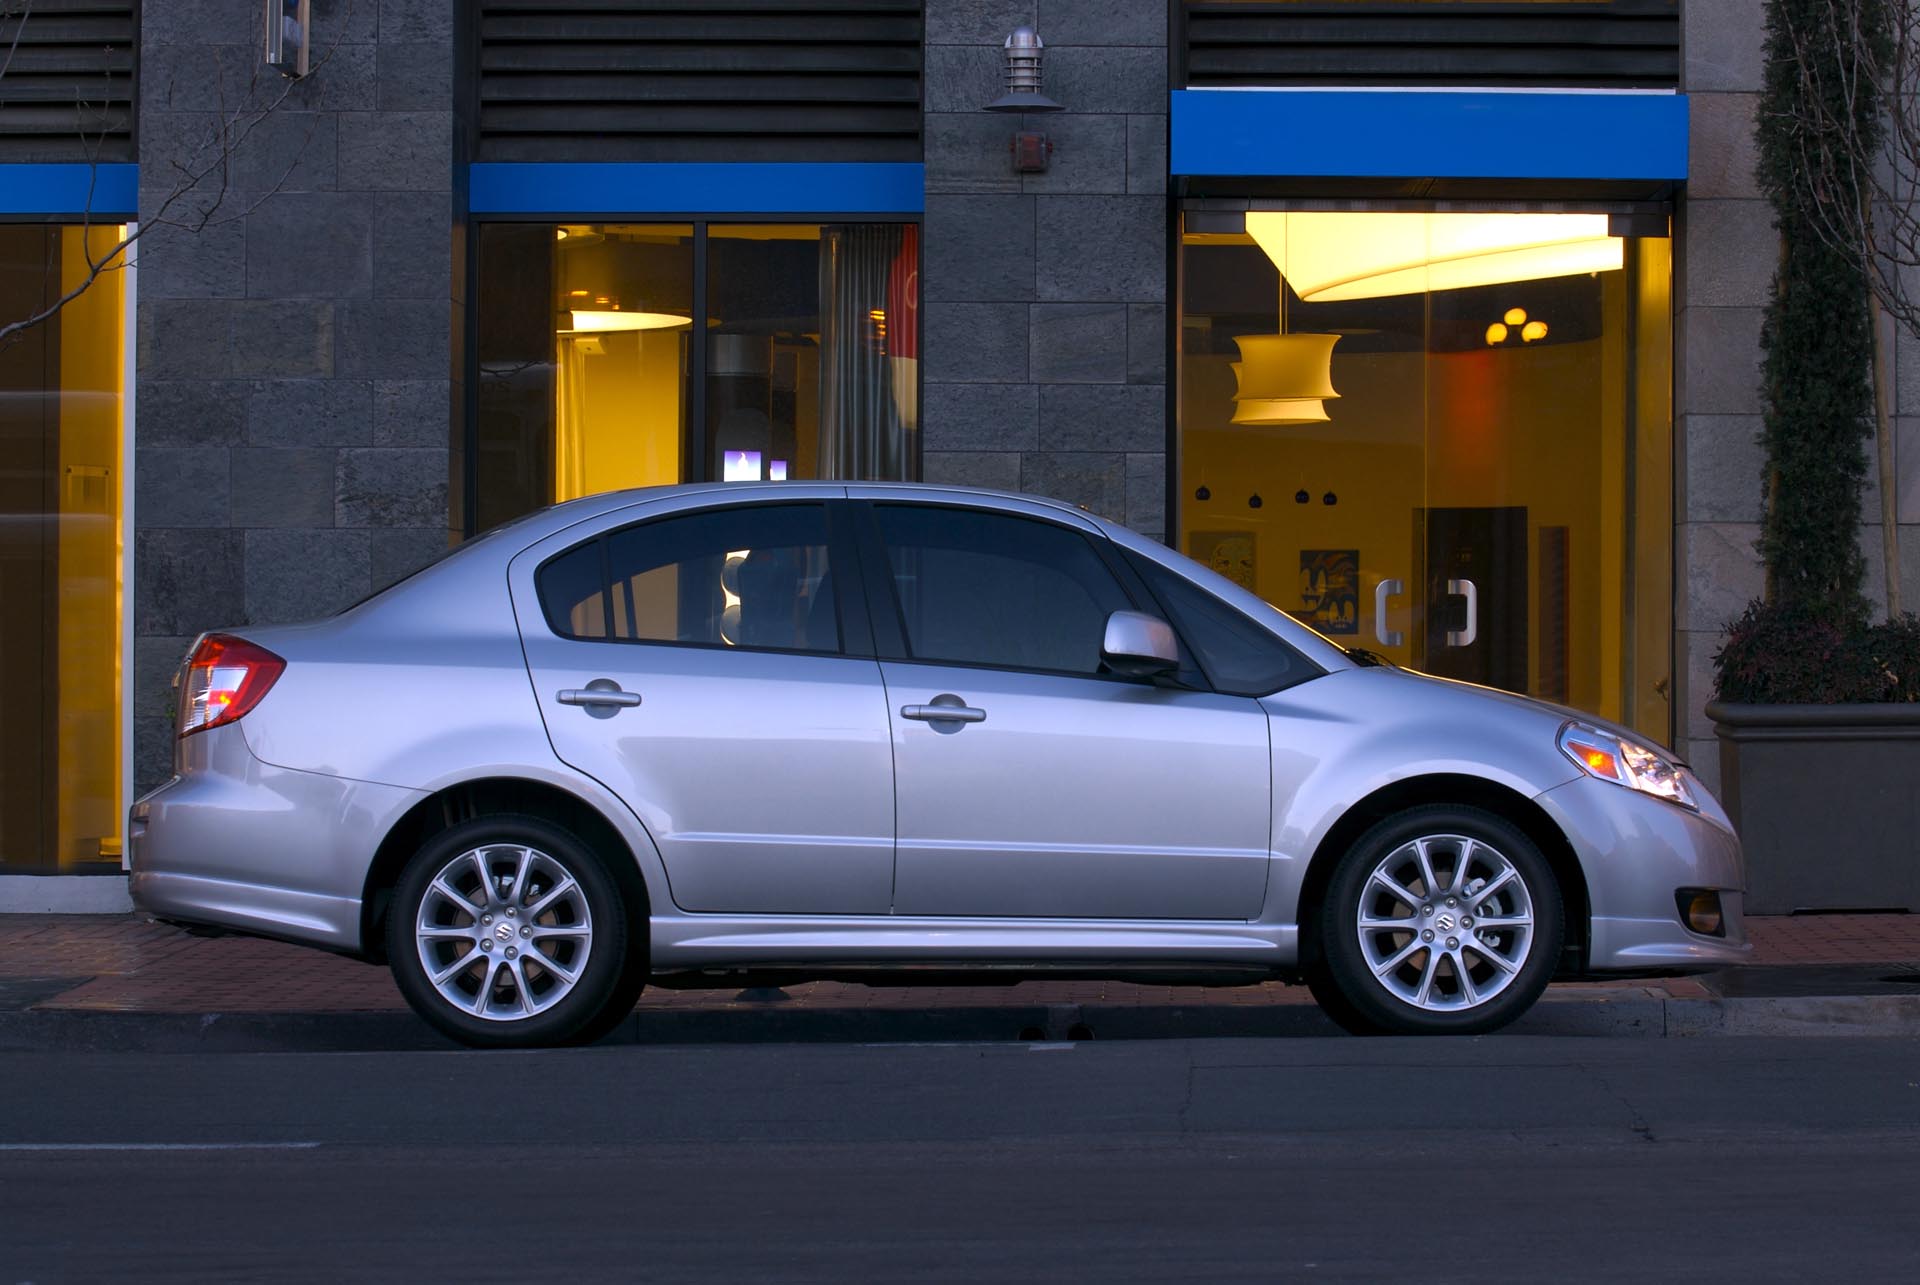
469;162;926;215
0;163;139;217
1171;90;1688;182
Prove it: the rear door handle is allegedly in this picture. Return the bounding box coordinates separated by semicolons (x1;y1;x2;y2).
901;702;986;724
558;686;642;708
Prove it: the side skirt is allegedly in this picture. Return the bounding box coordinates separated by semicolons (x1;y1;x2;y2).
649;914;1299;977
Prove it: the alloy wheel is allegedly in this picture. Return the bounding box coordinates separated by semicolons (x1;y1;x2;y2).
414;843;594;1021
1353;833;1536;1012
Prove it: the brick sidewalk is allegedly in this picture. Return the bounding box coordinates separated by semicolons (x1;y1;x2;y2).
2;912;1914;1016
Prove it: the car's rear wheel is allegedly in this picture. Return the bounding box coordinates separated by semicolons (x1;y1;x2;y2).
1309;805;1563;1036
387;814;644;1048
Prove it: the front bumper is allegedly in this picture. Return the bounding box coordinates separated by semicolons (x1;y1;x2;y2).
129;724;425;953
1536;774;1753;973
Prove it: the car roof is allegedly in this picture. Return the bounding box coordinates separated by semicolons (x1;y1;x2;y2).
496;481;1101;547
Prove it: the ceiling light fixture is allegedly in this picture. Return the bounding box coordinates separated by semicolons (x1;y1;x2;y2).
565;309;692;333
1245;212;1623;302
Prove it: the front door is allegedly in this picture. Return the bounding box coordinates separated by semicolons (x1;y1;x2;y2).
515;497;897;915
1420;506;1529;691
860;499;1273;920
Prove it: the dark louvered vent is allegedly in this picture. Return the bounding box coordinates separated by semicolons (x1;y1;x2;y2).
1182;1;1679;90
0;0;135;162
477;1;922;163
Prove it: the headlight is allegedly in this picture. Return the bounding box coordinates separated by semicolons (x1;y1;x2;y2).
1557;721;1696;810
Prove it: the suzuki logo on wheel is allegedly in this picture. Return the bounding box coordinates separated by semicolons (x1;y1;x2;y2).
494;922;515;943
1436;913;1456;932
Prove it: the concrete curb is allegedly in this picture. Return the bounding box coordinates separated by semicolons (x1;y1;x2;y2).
0;875;132;913
3;991;1918;1052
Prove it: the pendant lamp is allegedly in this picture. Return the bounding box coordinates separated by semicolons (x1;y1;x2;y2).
1231;332;1340;426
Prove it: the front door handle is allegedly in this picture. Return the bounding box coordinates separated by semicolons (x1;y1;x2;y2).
557;682;642;719
1446;578;1478;648
1373;578;1405;648
901;699;986;724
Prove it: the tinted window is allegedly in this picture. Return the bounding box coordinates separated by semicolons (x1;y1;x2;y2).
1125;550;1315;697
538;504;838;653
875;506;1132;675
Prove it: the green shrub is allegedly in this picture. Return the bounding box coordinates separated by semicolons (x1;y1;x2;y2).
1715;601;1920;703
1715;0;1889;704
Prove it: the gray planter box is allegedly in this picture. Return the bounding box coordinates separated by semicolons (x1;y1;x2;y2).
1706;701;1920;914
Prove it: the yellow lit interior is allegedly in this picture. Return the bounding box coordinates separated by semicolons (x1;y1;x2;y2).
551;225;691;500
1245;211;1623;302
55;225;127;865
1180;214;1673;743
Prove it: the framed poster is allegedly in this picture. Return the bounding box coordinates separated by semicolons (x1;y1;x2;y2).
1299;548;1359;635
1189;531;1256;592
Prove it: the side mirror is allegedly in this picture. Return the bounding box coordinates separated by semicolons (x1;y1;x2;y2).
1102;610;1179;678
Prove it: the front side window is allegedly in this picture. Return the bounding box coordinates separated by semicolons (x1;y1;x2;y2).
1125;550;1314;697
874;506;1132;675
538;504;838;654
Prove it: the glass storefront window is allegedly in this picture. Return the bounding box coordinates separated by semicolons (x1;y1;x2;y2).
0;224;128;872
1177;208;1674;743
473;221;918;534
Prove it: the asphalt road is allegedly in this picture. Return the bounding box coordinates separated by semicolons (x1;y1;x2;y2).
3;1035;1917;1282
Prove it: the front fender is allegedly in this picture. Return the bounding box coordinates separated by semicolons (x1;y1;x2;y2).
1259;668;1582;922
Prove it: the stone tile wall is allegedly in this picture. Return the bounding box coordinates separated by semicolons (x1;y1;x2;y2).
921;1;1169;540
134;0;453;791
1677;0;1770;787
1680;0;1920;787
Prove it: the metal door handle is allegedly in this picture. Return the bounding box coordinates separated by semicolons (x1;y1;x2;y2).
901;703;986;724
1446;578;1478;648
558;687;642;708
1374;578;1405;648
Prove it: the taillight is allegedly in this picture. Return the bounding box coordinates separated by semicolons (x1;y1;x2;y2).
177;634;285;738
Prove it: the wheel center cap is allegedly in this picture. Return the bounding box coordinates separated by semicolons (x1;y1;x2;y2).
493;921;516;944
1435;912;1456;933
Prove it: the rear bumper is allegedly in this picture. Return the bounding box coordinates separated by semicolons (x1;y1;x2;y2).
128;725;425;954
1537;775;1753;973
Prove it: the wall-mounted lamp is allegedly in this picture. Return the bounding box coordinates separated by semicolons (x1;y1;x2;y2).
264;0;311;78
984;27;1063;113
985;26;1061;174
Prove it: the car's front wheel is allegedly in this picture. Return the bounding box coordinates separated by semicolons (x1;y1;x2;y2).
387;814;644;1048
1309;805;1563;1036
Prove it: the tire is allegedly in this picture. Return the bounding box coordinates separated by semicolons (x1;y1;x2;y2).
386;813;646;1049
1308;805;1563;1036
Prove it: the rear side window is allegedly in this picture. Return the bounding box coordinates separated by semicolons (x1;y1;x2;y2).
537;503;839;654
1124;550;1317;697
873;505;1133;675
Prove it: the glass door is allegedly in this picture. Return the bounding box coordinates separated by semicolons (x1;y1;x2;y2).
1177;208;1673;745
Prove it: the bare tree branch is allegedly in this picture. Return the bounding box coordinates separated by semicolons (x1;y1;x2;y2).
0;1;351;347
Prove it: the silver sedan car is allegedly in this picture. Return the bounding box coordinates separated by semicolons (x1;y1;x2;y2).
130;483;1749;1046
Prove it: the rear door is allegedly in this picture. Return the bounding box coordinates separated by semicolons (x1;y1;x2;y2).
511;493;897;915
